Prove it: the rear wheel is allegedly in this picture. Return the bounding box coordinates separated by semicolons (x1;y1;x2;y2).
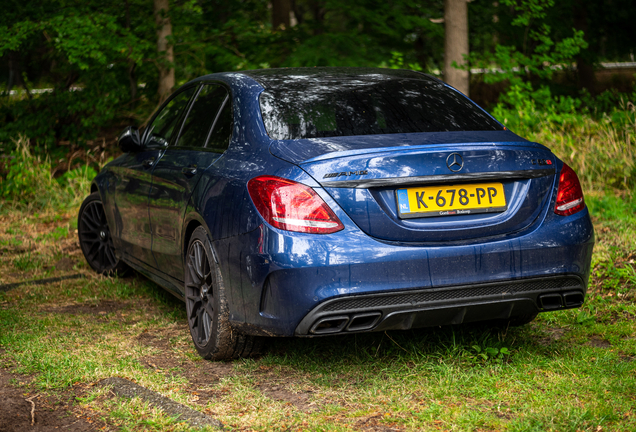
184;226;263;360
78;192;128;275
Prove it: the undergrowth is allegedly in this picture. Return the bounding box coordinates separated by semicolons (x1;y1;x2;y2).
2;92;635;210
494;89;636;193
0;135;96;210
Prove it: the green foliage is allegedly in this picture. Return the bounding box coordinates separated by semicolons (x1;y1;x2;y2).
0;136;96;210
379;51;423;71
496;0;586;73
13;251;43;272
0;1;152;66
470;345;511;363
0;0;156;149
0;136;59;207
0;84;128;146
192;0;445;73
0;0;635;207
492;87;636;191
469;0;588;116
587;193;636;224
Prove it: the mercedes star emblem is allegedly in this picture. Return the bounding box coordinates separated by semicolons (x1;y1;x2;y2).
446;153;464;172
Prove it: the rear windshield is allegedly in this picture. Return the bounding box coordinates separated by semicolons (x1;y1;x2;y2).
259;77;502;140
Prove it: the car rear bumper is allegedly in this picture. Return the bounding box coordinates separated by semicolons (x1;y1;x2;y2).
214;207;594;337
294;275;584;335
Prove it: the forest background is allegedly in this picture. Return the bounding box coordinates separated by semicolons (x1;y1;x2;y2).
0;0;635;205
1;2;636;430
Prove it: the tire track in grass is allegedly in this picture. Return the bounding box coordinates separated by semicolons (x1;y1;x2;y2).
101;377;223;429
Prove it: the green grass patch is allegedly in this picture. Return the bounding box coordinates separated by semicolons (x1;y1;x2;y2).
12;251;44;271
0;191;634;430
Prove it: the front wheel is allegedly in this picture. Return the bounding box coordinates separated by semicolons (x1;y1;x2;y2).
184;226;263;360
78;192;129;275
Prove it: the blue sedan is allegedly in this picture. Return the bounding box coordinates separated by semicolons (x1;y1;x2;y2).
78;68;594;360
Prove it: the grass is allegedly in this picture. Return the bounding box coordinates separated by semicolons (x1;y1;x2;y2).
1;120;635;430
0;190;634;431
0;135;97;211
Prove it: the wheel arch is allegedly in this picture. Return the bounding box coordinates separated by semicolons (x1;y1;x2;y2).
183;219;202;261
182;206;215;264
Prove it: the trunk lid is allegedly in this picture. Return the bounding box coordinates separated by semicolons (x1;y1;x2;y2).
270;131;556;243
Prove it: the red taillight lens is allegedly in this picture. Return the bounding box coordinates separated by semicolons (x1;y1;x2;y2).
247;176;344;234
554;163;585;216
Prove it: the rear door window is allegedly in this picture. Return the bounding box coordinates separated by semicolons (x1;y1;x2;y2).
175;84;229;149
206;97;233;153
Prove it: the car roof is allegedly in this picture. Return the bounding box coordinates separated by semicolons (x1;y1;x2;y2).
238;67;438;90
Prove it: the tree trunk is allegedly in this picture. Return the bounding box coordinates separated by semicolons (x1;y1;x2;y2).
125;0;138;106
4;51;17;96
444;0;469;96
414;35;428;72
311;0;326;36
129;63;138;104
154;0;175;103
573;0;595;94
272;0;292;30
4;51;31;98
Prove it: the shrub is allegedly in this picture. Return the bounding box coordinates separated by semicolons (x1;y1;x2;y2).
0;135;96;210
493;91;636;193
0;86;126;148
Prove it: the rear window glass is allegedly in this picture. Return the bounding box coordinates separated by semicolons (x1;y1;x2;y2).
259;78;502;140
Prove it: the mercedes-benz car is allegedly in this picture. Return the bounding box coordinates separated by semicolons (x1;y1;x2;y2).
78;67;594;360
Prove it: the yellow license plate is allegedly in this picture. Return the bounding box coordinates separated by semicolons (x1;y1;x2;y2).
396;182;507;218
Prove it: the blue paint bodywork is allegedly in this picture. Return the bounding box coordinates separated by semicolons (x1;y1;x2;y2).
93;69;594;337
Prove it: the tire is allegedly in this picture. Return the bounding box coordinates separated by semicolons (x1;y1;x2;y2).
184;226;263;360
78;192;129;275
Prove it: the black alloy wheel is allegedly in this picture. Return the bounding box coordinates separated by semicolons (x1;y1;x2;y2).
184;226;263;360
78;192;128;275
185;237;215;347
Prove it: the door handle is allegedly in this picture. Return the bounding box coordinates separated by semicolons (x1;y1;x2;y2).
182;165;198;176
142;157;155;169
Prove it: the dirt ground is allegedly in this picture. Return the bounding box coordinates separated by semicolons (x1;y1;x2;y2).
0;309;317;431
0;366;97;432
134;330;318;413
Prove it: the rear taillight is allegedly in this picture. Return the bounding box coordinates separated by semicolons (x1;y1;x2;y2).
554;163;585;216
247;176;344;234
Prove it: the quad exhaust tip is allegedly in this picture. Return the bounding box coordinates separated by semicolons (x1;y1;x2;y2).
310;316;349;334
539;291;584;311
563;291;584;307
539;293;563;310
310;312;382;335
346;312;382;332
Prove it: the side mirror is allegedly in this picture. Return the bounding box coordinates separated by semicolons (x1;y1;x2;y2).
118;126;143;153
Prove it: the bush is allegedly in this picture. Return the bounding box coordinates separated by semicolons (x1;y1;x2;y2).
0;135;96;210
0;86;126;148
493;88;636;193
